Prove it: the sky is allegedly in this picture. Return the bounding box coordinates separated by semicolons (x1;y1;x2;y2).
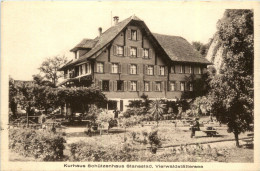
2;1;230;80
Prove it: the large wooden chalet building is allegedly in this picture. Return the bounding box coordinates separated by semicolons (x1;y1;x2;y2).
58;15;211;112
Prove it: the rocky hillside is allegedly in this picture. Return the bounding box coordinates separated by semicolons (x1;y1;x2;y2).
205;35;224;74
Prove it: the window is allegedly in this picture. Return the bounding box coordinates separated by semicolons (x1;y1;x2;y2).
180;65;185;73
171;65;175;73
155;82;161;91
189;83;193;91
102;80;109;91
131;30;137;40
130;64;137;75
180;82;185;91
79;65;83;75
189;65;193;74
198;67;202;74
147;65;154;75
112;63;119;73
117;80;124;91
97;62;104;73
144;81;150;91
117;46;124;56
169;82;176;91
143;49;149;58
85;63;91;74
130;47;137;57
159;66;165;76
130;81;137;91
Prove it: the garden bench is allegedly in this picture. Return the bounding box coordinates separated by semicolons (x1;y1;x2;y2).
202;127;219;137
242;133;254;146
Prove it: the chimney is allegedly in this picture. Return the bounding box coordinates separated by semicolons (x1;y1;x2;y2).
113;16;119;25
98;27;102;36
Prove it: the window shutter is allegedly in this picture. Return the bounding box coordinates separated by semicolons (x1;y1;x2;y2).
137;81;140;91
149;49;153;59
124;81;127;91
149;82;152;91
124;46;127;57
162;81;165;92
127;64;131;74
126;29;131;39
154;66;157;75
128;81;131;91
94;62;97;73
99;80;102;90
113;81;117;91
137;29;141;41
113;45;117;55
145;65;148;75
137;64;140;74
137;48;142;58
122;63;127;74
165;66;168;75
127;47;130;57
104;63;110;73
118;64;122;73
109;81;113;91
141;81;144;92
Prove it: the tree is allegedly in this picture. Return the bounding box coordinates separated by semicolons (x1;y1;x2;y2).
38;55;67;86
149;100;165;126
192;41;210;57
208;10;253;147
16;81;38;126
9;77;19;119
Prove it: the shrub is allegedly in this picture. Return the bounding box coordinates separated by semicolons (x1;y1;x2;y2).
148;129;161;154
69;141;139;162
9;128;66;161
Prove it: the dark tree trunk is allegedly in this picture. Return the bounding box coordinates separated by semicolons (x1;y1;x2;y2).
234;131;240;147
26;107;30;127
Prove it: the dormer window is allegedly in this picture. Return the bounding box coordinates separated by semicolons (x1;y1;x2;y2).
131;30;137;40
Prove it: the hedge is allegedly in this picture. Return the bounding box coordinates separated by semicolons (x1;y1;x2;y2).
9;128;66;161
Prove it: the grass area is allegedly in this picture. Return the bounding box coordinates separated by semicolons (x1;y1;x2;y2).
9;120;254;162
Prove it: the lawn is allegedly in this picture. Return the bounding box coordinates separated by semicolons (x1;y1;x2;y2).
9;119;254;162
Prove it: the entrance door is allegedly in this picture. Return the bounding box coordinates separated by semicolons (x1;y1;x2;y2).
120;100;123;111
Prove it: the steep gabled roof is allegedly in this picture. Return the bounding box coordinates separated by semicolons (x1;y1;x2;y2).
152;33;211;64
70;39;98;52
66;16;139;67
60;15;210;70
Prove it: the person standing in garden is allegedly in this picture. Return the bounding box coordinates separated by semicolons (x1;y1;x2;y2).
191;118;200;138
113;108;120;118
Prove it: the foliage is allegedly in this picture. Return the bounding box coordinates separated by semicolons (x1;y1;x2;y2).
208;10;254;146
69;141;138;162
82;105;102;121
33;74;55;87
9;128;66;161
190;96;212;117
149;100;165;126
123;107;143;118
148;129;161;154
192;41;210;57
57;86;107;113
9;77;19;119
38;55;67;86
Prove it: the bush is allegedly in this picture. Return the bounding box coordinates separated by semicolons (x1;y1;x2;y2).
148;129;161;154
9;128;66;161
69;141;139;162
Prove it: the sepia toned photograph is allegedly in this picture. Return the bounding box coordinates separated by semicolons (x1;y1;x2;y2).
1;1;259;170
